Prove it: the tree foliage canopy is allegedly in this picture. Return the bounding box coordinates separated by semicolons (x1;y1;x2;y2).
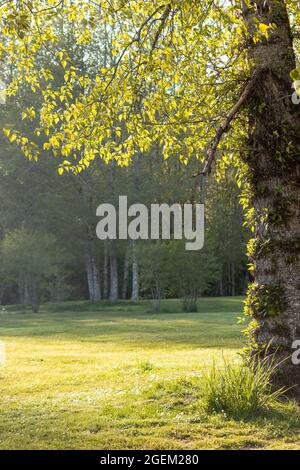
1;0;299;174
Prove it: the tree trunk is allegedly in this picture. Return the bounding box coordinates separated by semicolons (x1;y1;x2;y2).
219;265;224;296
19;275;30;310
122;242;130;299
109;243;118;303
231;263;236;297
151;284;163;313
103;241;109;300
0;287;4;305
84;241;101;302
24;279;30;307
243;1;300;395
131;241;139;302
30;281;39;313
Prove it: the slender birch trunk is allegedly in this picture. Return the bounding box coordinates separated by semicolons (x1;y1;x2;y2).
84;240;101;302
131;241;139;301
122;243;130;300
103;241;109;300
109;243;118;303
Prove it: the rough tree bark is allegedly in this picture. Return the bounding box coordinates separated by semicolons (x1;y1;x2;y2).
242;0;300;394
202;0;300;394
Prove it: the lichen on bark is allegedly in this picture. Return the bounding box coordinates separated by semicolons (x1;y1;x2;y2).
242;0;300;396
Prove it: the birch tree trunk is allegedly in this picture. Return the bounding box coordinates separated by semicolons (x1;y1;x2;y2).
109;243;118;303
219;266;224;296
84;240;101;302
122;242;130;299
30;281;39;313
243;1;300;394
24;279;30;307
231;263;236;297
103;241;109;300
19;275;29;310
131;241;139;301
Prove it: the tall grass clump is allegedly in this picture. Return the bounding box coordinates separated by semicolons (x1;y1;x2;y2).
202;355;287;418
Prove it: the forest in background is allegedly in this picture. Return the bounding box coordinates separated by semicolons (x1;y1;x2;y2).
0;125;249;311
0;14;250;312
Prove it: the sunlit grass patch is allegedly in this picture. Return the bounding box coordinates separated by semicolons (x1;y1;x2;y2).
0;298;299;449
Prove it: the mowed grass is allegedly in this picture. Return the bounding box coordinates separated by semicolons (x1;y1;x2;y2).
0;297;299;450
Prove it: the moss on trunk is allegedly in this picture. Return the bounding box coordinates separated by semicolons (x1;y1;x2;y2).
242;0;300;396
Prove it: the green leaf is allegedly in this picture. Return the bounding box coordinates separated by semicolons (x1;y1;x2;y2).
290;67;300;81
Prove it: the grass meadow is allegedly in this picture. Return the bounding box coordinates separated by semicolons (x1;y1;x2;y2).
0;297;299;450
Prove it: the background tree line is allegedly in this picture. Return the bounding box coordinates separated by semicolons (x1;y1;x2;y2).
0;132;249;312
0;13;249;313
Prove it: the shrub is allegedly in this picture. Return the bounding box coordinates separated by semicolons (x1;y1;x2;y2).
182;297;198;313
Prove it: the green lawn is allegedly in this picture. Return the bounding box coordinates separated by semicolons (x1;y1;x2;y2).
0;297;299;450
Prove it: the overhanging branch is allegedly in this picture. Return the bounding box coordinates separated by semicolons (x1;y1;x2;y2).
151;3;172;52
200;67;264;176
